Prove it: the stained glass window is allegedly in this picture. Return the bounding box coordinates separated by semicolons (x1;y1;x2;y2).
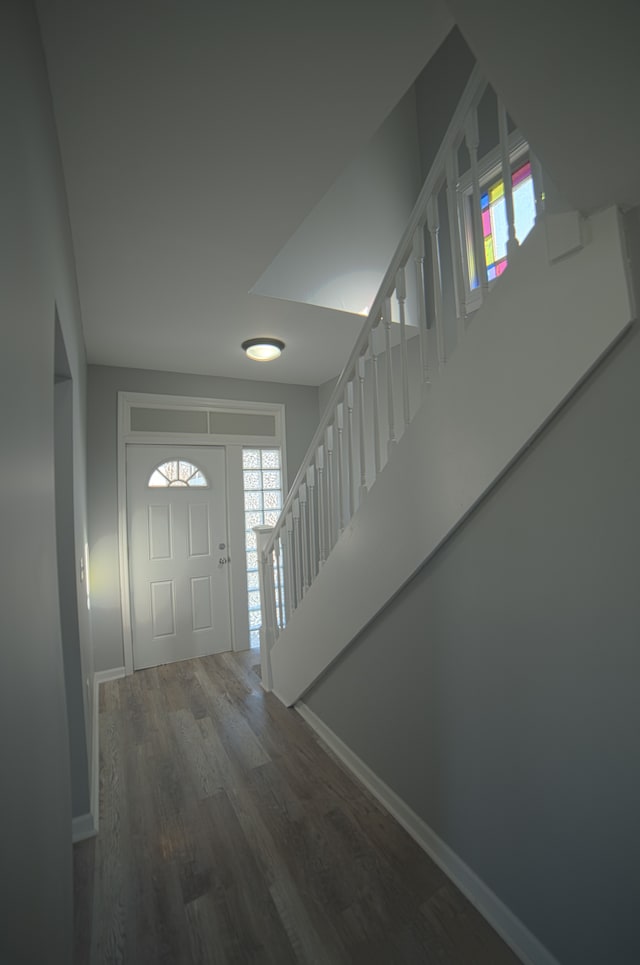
471;159;536;288
242;448;284;647
148;460;208;488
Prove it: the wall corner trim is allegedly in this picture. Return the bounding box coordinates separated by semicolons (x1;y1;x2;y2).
71;812;97;844
94;667;126;685
295;701;562;965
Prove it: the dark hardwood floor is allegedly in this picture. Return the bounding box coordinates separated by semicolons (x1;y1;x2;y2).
74;650;522;964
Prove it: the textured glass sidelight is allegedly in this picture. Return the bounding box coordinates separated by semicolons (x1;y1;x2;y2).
148;460;208;488
242;448;284;646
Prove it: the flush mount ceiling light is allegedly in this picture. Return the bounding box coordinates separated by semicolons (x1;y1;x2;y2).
241;337;285;362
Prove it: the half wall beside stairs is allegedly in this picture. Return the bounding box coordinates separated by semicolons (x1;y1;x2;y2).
269;206;634;705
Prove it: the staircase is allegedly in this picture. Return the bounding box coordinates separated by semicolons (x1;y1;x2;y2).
257;68;635;707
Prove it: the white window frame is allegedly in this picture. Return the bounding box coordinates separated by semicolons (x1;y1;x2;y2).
457;131;531;316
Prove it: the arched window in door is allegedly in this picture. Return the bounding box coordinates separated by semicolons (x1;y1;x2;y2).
147;459;209;488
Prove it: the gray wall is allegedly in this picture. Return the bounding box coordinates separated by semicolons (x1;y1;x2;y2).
414;28;476;360
317;376;338;417
414;27;475;180
444;0;640;213
306;317;640;961
87;364;320;671
0;3;91;962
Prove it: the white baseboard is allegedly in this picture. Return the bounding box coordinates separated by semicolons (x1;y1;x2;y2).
72;811;96;844
86;666;125;838
94;666;126;685
295;701;561;965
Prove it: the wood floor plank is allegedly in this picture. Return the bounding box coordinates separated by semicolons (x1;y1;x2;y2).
174;661;211;720
169;708;224;800
420;882;523;965
100;678;121;713
193;663;271;772
77;651;523;965
189;790;297;964
246;761;358;920
91;710;132;964
205;739;351;964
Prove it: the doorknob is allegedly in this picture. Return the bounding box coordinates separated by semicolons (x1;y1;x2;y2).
219;557;229;565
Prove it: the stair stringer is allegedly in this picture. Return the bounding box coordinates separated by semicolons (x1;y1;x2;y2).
270;206;635;707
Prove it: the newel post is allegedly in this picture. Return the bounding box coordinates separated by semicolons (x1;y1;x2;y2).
254;525;276;692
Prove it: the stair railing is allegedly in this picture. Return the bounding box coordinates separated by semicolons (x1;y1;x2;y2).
257;64;544;677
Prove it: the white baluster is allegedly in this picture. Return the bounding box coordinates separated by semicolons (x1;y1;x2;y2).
273;535;283;632
279;533;287;630
254;526;275;690
325;424;336;550
335;403;345;532
306;464;317;580
446;148;466;347
357;355;367;498
299;482;309;593
316;444;326;566
498;97;518;259
384;296;396;455
292;498;302;603
345;380;356;518
285;512;295;616
413;228;430;386
396;267;410;428
427;193;446;369
465;109;488;296
369;324;382;476
530;150;545;224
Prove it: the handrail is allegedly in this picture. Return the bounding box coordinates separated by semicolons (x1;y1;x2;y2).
265;64;486;556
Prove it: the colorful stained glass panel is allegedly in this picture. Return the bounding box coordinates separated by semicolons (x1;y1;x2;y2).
475;158;535;287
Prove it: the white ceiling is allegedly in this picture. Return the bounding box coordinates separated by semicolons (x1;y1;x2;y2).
38;0;452;385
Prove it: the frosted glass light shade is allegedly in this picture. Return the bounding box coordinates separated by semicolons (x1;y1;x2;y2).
241;337;285;362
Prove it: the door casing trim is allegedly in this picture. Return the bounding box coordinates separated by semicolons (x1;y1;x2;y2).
117;392;287;675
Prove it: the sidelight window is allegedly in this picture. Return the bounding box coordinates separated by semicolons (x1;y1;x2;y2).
242;448;284;647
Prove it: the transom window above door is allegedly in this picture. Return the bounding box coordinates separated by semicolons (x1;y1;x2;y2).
147;459;209;488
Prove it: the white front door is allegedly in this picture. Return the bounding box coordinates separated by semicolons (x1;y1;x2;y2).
126;445;232;670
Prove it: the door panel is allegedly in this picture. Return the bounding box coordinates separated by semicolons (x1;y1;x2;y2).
190;576;213;630
148;504;172;559
151;580;176;637
188;504;210;557
127;445;232;669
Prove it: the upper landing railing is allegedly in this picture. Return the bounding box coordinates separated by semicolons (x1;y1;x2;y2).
257;65;545;675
